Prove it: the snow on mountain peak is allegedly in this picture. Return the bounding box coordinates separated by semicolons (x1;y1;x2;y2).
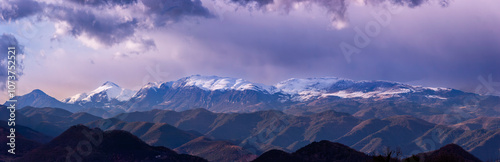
177;75;275;93
64;93;87;104
141;82;161;89
424;87;452;92
64;82;137;103
90;82;124;99
275;77;344;94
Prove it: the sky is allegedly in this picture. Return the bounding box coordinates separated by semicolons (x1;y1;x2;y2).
0;0;499;101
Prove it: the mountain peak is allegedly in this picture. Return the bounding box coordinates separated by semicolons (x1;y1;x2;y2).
30;89;47;95
90;82;136;101
102;81;120;87
63;81;137;104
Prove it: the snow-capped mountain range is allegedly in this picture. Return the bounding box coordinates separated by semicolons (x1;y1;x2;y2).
13;74;499;121
61;75;452;104
123;75;451;102
175;75;277;93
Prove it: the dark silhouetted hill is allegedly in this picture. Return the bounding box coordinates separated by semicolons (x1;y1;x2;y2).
405;144;482;162
254;141;483;162
175;136;257;162
253;140;371;162
15;125;207;162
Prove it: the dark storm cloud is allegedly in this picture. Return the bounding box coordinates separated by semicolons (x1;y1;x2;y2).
230;0;273;6
228;0;451;29
2;0;211;50
49;0;212;47
47;5;139;47
141;0;212;26
0;0;42;21
229;0;349;29
0;34;25;90
363;0;452;7
392;0;426;6
68;0;138;6
67;0;212;23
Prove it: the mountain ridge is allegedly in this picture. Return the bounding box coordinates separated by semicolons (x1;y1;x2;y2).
8;75;500;124
2;106;499;161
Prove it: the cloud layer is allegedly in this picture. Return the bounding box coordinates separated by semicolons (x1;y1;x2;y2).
2;0;212;55
0;0;42;21
1;0;498;98
1;0;450;50
224;0;450;29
